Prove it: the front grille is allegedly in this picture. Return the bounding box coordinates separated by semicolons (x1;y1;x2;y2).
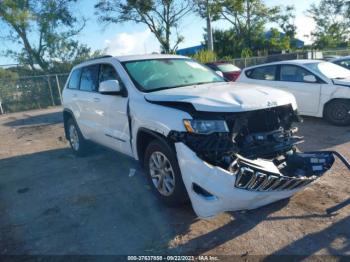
233;151;334;192
234;167;315;192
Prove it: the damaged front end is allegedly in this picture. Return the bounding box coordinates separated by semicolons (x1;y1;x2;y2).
169;104;339;218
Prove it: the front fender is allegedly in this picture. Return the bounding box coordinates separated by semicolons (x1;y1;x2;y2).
130;98;191;160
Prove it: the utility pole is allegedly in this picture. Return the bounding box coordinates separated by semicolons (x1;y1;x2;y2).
207;2;214;52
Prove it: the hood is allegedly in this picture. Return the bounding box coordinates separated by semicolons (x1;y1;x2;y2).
332;78;350;87
144;82;297;112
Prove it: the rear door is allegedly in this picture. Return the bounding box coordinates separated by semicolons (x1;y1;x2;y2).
77;64;100;139
274;65;321;114
63;68;81;118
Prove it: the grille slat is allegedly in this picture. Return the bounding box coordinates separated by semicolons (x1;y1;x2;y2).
234;168;317;192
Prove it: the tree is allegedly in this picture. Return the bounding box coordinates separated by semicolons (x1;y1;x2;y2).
218;0;280;50
211;29;242;58
265;28;290;52
307;0;350;49
274;5;297;40
0;0;90;73
95;0;193;53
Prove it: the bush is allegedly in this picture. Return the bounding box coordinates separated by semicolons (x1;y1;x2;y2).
192;50;217;63
219;56;233;62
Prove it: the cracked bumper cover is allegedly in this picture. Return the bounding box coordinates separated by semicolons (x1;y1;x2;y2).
175;142;335;218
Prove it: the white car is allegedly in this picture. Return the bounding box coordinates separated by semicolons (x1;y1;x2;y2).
62;55;337;218
237;60;350;126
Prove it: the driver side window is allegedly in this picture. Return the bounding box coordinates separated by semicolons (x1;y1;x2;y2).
280;65;314;83
99;64;124;90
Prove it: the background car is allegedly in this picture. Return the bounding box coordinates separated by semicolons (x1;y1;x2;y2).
331;55;350;70
205;62;241;81
237;60;350;126
323;55;342;61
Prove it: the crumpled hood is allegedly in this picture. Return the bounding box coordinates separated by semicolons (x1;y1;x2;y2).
333;78;350;87
145;82;297;112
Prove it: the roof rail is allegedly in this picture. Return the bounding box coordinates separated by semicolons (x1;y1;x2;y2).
84;55;113;62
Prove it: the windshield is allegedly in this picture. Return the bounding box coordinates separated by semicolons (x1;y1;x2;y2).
304;62;350;79
123;58;225;92
216;63;240;73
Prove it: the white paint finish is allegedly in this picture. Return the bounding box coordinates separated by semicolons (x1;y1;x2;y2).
145;82;297;112
175;143;305;219
90;92;132;156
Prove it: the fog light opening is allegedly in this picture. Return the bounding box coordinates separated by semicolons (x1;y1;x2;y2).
192;183;218;201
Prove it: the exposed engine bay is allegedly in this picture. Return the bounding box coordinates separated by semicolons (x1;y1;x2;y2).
169;104;336;192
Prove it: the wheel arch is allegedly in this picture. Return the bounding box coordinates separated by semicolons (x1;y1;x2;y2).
323;98;350;117
63;109;75;139
136;127;174;167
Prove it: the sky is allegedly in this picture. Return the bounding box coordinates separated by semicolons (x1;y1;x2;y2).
0;0;319;65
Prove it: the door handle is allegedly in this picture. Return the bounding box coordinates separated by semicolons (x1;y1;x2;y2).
93;97;100;102
73;93;78;98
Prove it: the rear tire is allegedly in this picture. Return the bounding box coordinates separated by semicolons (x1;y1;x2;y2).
324;100;350;126
66;118;89;156
144;139;188;206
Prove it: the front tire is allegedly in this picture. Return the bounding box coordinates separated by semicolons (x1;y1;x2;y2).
324;100;350;126
66;118;89;156
144;139;188;206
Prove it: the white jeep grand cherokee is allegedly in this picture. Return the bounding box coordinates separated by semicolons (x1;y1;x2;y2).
62;54;338;218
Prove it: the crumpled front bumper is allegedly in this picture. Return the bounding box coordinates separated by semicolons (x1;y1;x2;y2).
175;142;335;218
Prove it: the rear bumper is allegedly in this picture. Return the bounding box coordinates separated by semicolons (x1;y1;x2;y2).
175;143;334;218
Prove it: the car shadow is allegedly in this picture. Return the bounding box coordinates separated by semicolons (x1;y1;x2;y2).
3;112;62;127
263;215;350;259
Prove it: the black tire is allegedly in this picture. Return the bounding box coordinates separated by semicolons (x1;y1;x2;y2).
66;118;89;156
144;139;189;206
324;100;350;126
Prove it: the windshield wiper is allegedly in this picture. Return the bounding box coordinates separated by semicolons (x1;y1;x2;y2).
146;81;225;92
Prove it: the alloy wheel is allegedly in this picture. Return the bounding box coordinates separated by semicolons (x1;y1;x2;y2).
149;151;176;196
69;124;79;151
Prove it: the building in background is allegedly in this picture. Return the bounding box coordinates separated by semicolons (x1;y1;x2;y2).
176;44;206;56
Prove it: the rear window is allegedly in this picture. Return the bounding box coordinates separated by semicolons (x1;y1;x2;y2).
335;60;350;70
216;64;240;73
246;66;276;80
67;69;81;89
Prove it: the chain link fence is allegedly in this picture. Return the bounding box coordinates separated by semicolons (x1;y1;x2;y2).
322;49;350;57
232;51;310;69
0;73;68;114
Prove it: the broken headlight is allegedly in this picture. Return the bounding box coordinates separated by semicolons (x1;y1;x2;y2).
183;119;229;135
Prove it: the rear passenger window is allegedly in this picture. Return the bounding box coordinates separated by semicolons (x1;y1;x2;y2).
67;69;81;89
337;60;350;70
80;65;99;92
247;66;276;81
280;65;310;82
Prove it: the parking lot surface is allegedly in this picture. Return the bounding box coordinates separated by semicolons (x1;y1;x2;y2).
0;107;350;256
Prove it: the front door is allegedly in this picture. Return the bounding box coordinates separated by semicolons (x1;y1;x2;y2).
273;65;321;114
92;63;132;156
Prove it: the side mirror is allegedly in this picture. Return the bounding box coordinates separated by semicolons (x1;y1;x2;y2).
303;75;317;83
99;80;121;94
215;70;224;78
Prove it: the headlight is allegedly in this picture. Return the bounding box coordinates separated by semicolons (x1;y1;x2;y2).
183;119;229;134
